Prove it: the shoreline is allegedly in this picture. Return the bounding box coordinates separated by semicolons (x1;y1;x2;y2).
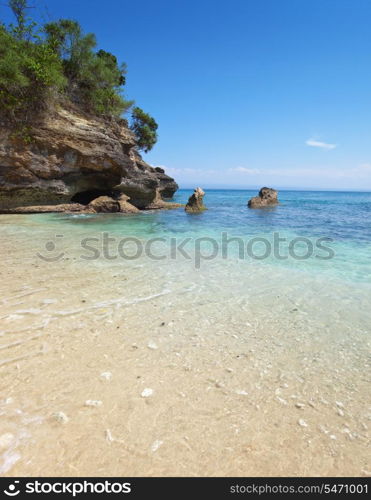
0;200;183;215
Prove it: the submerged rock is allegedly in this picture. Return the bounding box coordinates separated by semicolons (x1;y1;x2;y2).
185;187;206;213
247;187;279;208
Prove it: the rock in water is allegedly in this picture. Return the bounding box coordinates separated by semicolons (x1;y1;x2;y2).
0;203;86;214
185;187;206;213
247;187;279;208
145;188;183;210
117;194;140;213
86;196;120;213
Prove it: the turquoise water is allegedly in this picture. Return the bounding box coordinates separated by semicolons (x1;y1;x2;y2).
5;189;369;284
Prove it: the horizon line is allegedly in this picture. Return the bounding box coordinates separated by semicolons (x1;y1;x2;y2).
177;186;371;193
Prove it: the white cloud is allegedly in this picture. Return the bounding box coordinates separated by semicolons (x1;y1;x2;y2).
152;162;371;189
226;162;369;180
306;138;337;150
164;167;218;175
228;167;261;174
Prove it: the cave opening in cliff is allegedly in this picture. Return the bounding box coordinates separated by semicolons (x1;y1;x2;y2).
71;189;114;205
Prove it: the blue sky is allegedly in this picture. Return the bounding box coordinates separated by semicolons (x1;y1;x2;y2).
2;0;371;189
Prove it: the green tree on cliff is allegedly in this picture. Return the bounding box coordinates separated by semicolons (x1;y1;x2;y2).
130;107;158;152
0;24;66;119
8;0;36;41
0;2;159;151
43;19;132;115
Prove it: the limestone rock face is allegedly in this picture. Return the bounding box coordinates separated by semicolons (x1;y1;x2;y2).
247;187;279;208
0;106;178;212
185;187;206;213
0;203;85;214
145;188;183;210
87;196;120;213
117;194;140;213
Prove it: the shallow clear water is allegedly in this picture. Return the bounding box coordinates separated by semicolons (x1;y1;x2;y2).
5;189;369;282
0;190;370;476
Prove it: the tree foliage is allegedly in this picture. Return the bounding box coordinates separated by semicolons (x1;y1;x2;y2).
0;24;66;119
0;1;158;151
8;0;36;40
130;107;158;152
43;19;132;115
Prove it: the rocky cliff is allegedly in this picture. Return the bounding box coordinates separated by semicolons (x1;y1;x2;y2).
0;105;178;212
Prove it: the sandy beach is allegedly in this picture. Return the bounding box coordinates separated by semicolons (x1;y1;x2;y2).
0;212;370;477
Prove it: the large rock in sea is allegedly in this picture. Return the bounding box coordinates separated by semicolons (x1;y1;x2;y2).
247;187;279;208
0;105;178;212
185;187;206;213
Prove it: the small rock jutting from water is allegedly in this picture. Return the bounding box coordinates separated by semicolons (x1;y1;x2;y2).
185;187;206;213
247;187;279;208
141;388;154;398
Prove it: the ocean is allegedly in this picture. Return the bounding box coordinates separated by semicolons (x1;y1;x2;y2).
0;189;370;476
